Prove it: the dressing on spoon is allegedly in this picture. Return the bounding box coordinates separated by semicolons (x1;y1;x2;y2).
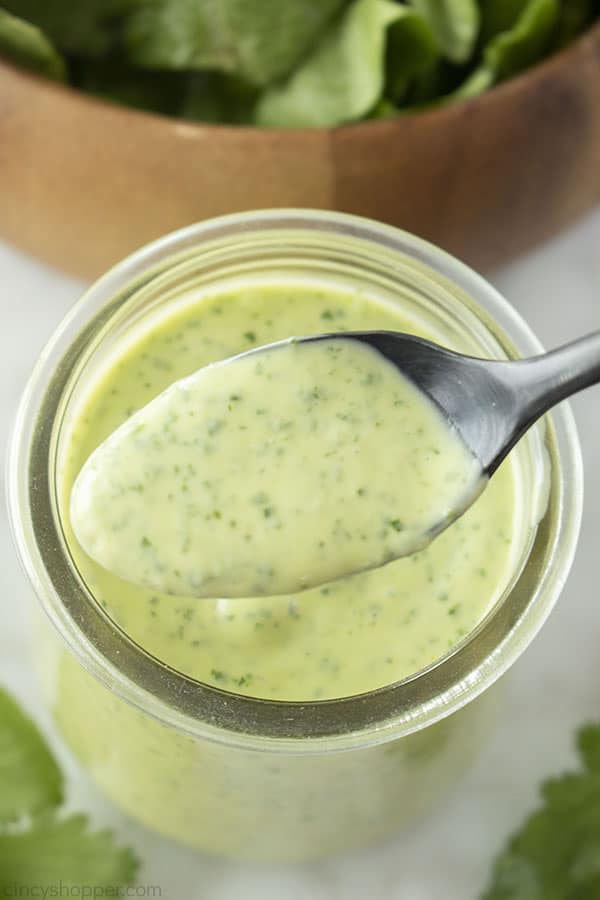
70;336;483;599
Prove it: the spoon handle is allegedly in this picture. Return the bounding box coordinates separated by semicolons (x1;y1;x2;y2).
514;329;600;422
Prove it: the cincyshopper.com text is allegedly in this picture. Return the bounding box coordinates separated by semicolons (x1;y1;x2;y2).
2;885;161;899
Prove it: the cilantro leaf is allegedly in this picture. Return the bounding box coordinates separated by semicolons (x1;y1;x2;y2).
481;724;600;900
408;0;480;63
578;724;600;774
0;686;62;823
124;0;349;86
0;814;138;892
481;854;542;899
256;0;407;128
1;1;136;58
0;8;66;80
0;687;137;892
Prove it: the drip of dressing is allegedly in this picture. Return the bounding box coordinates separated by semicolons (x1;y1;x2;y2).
71;337;483;598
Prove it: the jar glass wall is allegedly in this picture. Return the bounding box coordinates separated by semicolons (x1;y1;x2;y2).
7;211;582;861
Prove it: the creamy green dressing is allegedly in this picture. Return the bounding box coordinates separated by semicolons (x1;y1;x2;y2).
71;336;482;598
61;283;523;701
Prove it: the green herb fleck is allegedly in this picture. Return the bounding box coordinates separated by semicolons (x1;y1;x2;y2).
210;669;227;682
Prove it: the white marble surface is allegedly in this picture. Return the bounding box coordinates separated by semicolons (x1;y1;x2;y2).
1;209;600;899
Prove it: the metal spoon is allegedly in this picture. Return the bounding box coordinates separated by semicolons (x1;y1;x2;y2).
71;327;595;599
300;328;600;476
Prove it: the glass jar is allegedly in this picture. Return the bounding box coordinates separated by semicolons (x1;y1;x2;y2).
7;210;582;862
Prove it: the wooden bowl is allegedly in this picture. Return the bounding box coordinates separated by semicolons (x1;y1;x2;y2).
1;22;599;280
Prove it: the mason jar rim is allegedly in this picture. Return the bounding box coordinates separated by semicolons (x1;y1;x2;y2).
6;209;583;754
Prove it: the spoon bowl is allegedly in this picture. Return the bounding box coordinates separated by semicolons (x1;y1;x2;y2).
304;328;600;476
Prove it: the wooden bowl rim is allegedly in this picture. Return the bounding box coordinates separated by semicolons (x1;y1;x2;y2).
0;17;599;141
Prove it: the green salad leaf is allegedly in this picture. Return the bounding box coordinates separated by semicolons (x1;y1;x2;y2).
124;0;349;86
0;686;137;893
0;686;63;823
71;55;258;123
1;0;137;58
179;72;257;124
405;58;463;105
385;8;439;103
0;0;596;124
552;0;598;50
481;724;600;900
482;0;560;80
0;8;66;80
451;0;560;102
408;0;480;62
256;0;406;128
480;0;527;44
71;56;186;116
451;64;494;100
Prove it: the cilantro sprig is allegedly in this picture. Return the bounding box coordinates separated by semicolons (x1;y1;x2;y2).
0;0;596;127
0;686;138;894
481;724;600;900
